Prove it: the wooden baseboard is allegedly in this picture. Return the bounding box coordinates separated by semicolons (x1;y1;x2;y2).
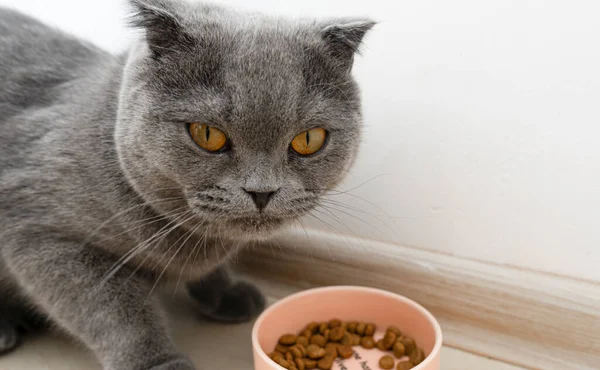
237;228;600;370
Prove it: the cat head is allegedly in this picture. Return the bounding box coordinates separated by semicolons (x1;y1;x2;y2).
116;0;374;240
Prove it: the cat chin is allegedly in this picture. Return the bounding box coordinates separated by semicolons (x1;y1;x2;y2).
212;217;289;242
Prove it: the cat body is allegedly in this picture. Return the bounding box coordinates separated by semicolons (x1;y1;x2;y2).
0;1;373;369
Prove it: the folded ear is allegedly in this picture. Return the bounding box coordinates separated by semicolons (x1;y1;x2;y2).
128;0;194;58
320;19;376;70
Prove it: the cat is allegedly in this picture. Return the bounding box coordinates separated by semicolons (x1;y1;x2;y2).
0;0;374;368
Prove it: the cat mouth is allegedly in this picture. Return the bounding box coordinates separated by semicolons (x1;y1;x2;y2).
225;215;286;235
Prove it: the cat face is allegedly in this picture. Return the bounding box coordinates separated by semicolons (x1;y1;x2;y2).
116;0;374;240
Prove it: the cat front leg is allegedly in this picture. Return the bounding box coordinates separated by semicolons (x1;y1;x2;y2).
2;233;194;370
187;264;266;323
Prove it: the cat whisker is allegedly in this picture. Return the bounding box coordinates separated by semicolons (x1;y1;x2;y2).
307;209;370;270
98;210;193;288
140;213;201;307
94;205;188;244
187;223;212;282
305;211;341;263
172;222;205;298
308;173;390;196
319;199;398;238
312;205;374;259
149;213;199;271
82;197;186;246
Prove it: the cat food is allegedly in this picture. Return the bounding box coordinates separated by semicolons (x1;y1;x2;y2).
409;348;425;365
365;323;376;336
310;335;327;347
397;336;416;355
387;326;402;337
337;344;354;359
396;362;414;370
297;336;309;347
328;319;342;328
272;321;426;370
360;336;376;349
317;355;335;370
381;331;397;350
329;326;345;342
295;358;306;370
393;342;406;358
279;334;298;346
306;344;326;360
303;359;317;369
379;355;395;369
351;334;361;346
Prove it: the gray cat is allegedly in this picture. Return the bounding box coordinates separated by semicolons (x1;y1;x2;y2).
0;0;373;368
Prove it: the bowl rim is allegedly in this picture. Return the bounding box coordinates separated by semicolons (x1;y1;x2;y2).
252;285;443;370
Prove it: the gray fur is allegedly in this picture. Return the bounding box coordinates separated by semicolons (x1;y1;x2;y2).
0;1;373;369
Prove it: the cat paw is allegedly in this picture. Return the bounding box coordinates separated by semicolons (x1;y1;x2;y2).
189;281;266;323
0;320;19;355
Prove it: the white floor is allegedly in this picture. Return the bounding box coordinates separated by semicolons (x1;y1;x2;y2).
0;296;523;370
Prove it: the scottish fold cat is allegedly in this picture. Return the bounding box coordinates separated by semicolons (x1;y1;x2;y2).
0;0;373;368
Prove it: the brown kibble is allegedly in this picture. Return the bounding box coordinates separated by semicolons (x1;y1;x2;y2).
340;332;352;346
303;359;317;369
382;331;397;349
379;355;395;369
317;355;335;370
365;323;376;336
325;343;338;358
274;357;289;368
276;344;290;353
269;351;284;360
310;334;327;347
360;336;375;349
337;344;353;359
396;362;414;370
346;321;358;333
397;336;416;355
393;342;406;358
297;344;307;357
279;334;298;346
355;322;367;335
319;323;329;334
295;358;306;370
409;348;425;365
286;352;294;363
329;326;345;342
307;322;320;334
270;320;422;370
289;345;303;359
328;319;342;328
307;344;327;359
387;325;402;337
297;336;309;348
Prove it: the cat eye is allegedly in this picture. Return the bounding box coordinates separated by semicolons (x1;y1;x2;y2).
290;128;328;156
189;123;228;152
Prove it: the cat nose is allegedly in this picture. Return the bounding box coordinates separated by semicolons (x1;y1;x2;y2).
243;189;277;212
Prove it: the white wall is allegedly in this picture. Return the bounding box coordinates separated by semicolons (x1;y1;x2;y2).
2;0;599;281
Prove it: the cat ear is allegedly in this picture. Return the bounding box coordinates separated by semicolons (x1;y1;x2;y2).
319;19;376;70
128;0;194;58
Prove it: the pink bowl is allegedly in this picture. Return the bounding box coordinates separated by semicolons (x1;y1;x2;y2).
252;286;442;370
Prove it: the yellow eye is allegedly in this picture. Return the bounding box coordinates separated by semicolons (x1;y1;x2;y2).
290;128;327;156
189;123;228;152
